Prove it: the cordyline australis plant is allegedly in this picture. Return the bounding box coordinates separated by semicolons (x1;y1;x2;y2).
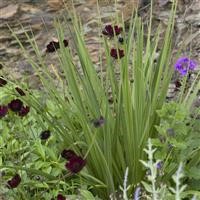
4;0;191;198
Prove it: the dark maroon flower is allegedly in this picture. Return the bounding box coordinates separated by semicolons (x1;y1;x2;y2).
46;39;68;53
40;130;51;140
18;106;30;117
8;99;23;112
65;156;86;173
61;149;77;160
92;116;105;128
110;48;124;59
174;80;182;91
7;174;21;189
114;25;123;35
0;77;7;87
102;25;122;37
175;80;182;88
15;87;26;96
0;105;8;118
102;25;114;36
63;39;68;47
57;194;65;200
46;41;60;53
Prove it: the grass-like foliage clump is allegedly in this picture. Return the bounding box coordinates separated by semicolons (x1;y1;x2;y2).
0;0;200;199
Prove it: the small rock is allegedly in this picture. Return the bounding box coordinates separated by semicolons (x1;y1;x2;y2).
47;0;63;10
20;4;41;14
185;13;200;27
0;35;12;42
6;48;20;55
193;97;200;108
16;60;34;74
190;0;200;11
158;0;170;7
167;83;176;98
0;4;19;19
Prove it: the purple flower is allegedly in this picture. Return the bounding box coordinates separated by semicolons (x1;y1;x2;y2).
174;57;197;76
40;130;51;140
134;186;141;200
15;87;26;96
65;156;86;173
92;116;105;128
110;48;124;59
8;99;23;112
18;106;30;117
57;194;65;200
7;174;21;189
0;105;8;118
61;149;77;160
102;25;122;37
156;161;163;169
0;77;7;87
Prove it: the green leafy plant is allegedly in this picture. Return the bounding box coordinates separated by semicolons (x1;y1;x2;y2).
152;101;200;191
134;139;200;200
1;0;200;198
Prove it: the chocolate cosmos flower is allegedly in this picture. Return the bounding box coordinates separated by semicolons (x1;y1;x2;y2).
174;80;182;91
65;156;86;173
0;77;7;87
61;149;77;160
102;25;122;37
7;174;21;189
110;48;124;59
63;39;68;47
57;194;65;200
92;116;105;128
18;106;30;117
0;105;8;118
46;41;60;53
46;39;68;53
40;130;51;140
8;99;23;112
15;87;26;96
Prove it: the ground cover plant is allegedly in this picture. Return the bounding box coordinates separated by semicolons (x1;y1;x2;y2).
0;0;200;199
